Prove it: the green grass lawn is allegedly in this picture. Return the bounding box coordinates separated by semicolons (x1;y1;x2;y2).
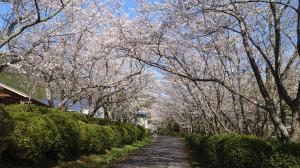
56;138;152;168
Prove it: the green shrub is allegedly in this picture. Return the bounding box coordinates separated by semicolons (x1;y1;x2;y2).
45;113;80;160
4;104;51;114
219;135;273;168
185;134;202;150
136;126;142;140
5;112;58;163
122;124;139;143
277;143;300;156
109;125;125;147
117;123;147;144
0;106;13;137
200;135;230;167
267;143;300;168
79;122;116;153
101;126;117;149
89;117;114;125
80;122;103;152
157;128;180;136
65;112;114;125
1;104;146;165
268;152;300;168
0;106;14;157
116;126;131;145
66;112;90;122
186;134;300;168
136;125;147;140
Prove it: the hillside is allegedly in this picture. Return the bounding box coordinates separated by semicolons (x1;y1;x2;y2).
0;72;45;99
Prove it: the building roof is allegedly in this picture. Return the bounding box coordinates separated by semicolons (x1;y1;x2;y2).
135;111;150;118
0;82;47;106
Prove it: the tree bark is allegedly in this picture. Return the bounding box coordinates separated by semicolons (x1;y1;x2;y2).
46;86;53;107
236;16;291;141
103;105;109;118
291;104;300;142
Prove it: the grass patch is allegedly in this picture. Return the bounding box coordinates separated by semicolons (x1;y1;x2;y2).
55;138;151;168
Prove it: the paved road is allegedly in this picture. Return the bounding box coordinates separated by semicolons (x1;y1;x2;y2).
112;136;196;168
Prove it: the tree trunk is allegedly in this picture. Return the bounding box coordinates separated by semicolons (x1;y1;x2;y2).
266;102;290;142
46;86;53;107
103;105;109;118
291;104;300;142
57;97;69;110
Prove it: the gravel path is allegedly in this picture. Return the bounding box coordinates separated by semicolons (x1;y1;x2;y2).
112;136;197;168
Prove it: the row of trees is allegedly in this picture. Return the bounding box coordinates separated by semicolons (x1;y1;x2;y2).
123;0;299;143
0;0;299;142
0;0;156;120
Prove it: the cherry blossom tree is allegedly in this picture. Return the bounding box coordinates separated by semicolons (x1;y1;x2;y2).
0;0;72;71
116;0;300;142
5;0;156;120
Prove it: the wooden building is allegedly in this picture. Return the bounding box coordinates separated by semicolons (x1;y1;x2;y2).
0;83;47;106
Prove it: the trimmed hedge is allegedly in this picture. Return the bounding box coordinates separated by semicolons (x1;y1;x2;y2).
220;135;273;168
5;112;58;163
0;106;13;158
3;104;115;125
186;134;300;168
201;135;231;167
45;113;81;160
137;125;148;140
79;122;116;153
267;143;300;168
121;123;139;143
109;125;128;146
4;104;60;114
0;104;148;165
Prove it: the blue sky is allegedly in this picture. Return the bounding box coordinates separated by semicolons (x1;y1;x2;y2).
0;2;11;13
0;0;138;23
123;0;138;18
0;2;11;26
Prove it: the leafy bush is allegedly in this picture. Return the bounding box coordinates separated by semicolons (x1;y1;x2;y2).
186;134;300;168
101;126;117;149
4;104;115;124
116;126;131;145
109;125;125;147
0;106;13;157
88;117;115;125
0;104;148;165
4;104;53;114
66;112;90;122
157;128;182;137
79;122;116;153
200;135;230;167
219;135;273;168
267;143;300;168
122;124;139;143
45;113;80;160
277;142;300;156
137;125;147;140
268;152;300;168
0;106;13;137
185;134;202;150
5;112;58;163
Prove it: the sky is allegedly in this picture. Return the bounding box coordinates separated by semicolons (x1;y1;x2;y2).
123;0;138;18
0;2;11;26
0;0;138;26
0;2;10;13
